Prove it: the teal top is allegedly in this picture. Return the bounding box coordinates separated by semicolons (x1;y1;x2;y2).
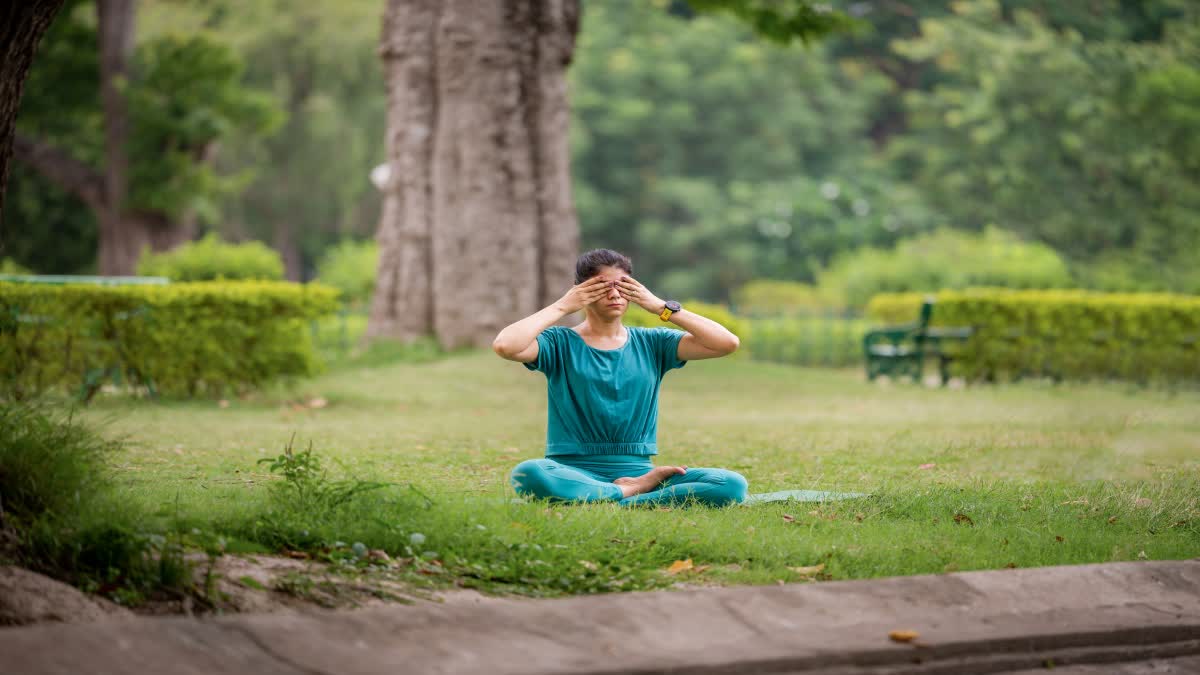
524;326;687;456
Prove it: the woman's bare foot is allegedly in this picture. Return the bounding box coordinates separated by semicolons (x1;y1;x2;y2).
613;465;688;498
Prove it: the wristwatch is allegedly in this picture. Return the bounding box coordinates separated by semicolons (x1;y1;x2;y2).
659;300;682;322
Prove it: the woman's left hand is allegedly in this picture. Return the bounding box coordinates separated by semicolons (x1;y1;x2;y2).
616;276;665;315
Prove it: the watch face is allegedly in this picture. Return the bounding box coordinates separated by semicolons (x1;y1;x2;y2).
665;300;682;312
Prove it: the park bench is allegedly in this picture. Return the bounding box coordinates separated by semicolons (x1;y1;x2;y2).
863;297;973;385
0;274;168;401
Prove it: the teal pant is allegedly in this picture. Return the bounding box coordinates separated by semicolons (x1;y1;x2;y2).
511;454;748;507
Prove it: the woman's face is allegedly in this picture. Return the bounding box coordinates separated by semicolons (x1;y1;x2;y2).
587;265;628;318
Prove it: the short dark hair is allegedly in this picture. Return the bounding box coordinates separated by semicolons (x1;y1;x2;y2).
574;248;632;284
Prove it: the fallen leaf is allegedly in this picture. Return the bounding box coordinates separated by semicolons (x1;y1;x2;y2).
1107;516;1118;524
918;463;936;470
953;513;974;527
1134;497;1152;508
855;512;865;522
1004;562;1017;569
889;630;920;643
218;399;230;409
787;563;825;577
1055;535;1064;543
579;560;598;571
285;550;310;560
1060;498;1089;505
1137;550;1149;560
666;559;694;575
781;514;796;523
308;397;328;409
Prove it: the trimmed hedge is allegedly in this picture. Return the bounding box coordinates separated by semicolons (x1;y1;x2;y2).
866;289;1200;383
745;315;869;367
622;299;749;341
1;281;339;398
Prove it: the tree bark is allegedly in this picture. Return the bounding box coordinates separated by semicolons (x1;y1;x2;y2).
0;0;67;224
369;0;440;341
96;0;143;276
371;0;580;348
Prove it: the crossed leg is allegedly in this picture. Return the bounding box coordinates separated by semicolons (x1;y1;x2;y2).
511;459;747;507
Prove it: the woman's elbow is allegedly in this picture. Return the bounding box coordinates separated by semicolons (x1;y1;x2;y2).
724;334;740;355
491;336;513;359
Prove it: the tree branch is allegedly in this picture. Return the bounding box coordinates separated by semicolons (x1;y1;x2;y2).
12;131;105;210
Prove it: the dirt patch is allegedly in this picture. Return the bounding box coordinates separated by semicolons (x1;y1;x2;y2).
2;553;517;628
0;566;133;627
136;552;513;618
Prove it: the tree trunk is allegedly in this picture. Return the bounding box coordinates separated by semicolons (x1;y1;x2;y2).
97;0;138;275
274;218;303;281
370;0;580;348
369;0;440;341
0;0;67;223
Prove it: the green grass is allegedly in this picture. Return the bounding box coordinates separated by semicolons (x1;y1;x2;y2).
81;351;1200;596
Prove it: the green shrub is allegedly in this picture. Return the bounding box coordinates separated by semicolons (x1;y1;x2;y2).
733;280;844;315
0;400;188;602
623;299;749;341
137;233;284;281
744;315;868;367
315;240;377;307
0;280;339;398
0;401;116;527
866;289;1200;383
0;258;31;275
820;227;1073;308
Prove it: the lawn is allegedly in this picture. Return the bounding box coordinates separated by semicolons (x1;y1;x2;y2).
83;350;1200;596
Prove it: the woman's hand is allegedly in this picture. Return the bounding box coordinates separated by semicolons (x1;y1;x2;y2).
554;276;613;314
615;276;665;315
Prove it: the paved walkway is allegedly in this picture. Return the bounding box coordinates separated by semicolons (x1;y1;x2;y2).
2;559;1198;674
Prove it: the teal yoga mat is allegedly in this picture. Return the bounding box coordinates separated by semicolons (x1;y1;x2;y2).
742;489;869;505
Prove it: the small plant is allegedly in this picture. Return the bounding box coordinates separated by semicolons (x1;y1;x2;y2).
257;435;390;511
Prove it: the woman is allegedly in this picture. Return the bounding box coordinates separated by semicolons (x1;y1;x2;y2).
492;248;749;506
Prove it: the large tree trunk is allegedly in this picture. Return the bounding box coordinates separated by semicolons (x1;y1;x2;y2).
97;0;139;275
370;0;580;348
0;0;67;223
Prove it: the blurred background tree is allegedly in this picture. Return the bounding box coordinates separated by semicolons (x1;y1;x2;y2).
8;0;280;275
3;0;1197;307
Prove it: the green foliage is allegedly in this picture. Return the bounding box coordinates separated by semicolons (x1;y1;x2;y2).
571;2;925;301
734;280;843;315
127;34;283;221
315;239;377;307
137;0;388;275
0;401;117;526
890;1;1200;289
866;289;1200;383
8;2;283;273
683;0;855;44
257;437;390;511
821;228;1073;308
622;300;749;340
744;315;868;367
136;234;285;281
0;259;32;275
0;280;339;399
0;399;191;603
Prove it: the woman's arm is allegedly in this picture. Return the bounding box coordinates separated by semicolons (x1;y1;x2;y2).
492;276;611;362
665;308;739;360
615;276;739;360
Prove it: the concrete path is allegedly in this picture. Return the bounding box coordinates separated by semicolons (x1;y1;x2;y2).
2;559;1198;675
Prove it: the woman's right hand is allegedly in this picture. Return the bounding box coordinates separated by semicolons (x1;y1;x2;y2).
555;276;613;314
